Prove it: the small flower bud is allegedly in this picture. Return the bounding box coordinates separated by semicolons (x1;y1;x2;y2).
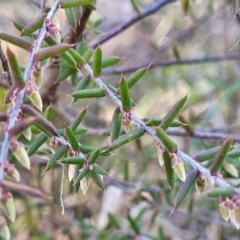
49;137;58;154
68;165;75;182
157;146;164;167
195;172;207;194
219;197;231;221
0;217;10;240
4;162;20;182
80;173;90;195
0;190;16;222
171;155;186;182
10;140;30;169
27;90;43;112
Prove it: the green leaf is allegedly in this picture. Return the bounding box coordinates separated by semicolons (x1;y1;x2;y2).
60;0;93;8
74;167;90;184
174;170;198;210
127;214;140;234
44;104;54;121
160;95;188;131
58;67;75;82
0;32;32;50
156;128;177;153
210;136;233;173
93;47;102;77
79;144;96;154
65;125;79;151
21;13;47;36
60;51;77;68
71;88;106;98
101;56;121;68
88;149;100;164
181;0;189;14
90;170;104;190
46;145;68;171
65;7;78;29
93;164;108;175
207;187;234;198
194;146;221;162
130;0;140;13
71;106;88;132
83;49;93;62
127;66;150;89
143;117;182;127
163;151;175;191
28;133;48;156
6;47;25;87
68;48;86;65
103;128;144;153
111;107;123;142
61;157;85;165
119;76;132;111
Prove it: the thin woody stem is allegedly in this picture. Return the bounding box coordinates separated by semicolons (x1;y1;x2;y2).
0;0;61;186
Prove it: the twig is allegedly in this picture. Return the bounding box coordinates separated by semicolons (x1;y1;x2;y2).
0;41;12;87
82;63;240;196
91;0;176;48
167;128;240;142
0;0;61;186
103;53;240;75
3;180;52;201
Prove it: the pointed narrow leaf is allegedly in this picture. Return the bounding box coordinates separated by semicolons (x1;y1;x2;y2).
101;56;121;68
93;47;102;77
65;7;77;29
60;51;77;68
130;0;140;13
34;43;73;61
65;125;79;151
156;128;177;153
160;95;188;131
46;146;68;171
104;128;144;153
0;33;31;50
28;133;48;156
111;107;123;142
207;187;234;198
83;49;93;62
21;13;47;36
194;146;221;162
210;136;233;173
119;76;132;111
178;115;193;135
6;47;25;87
90;170;104;190
74;167;90;184
128;66;150;89
61;157;85;165
143;117;182;127
44;104;54;121
127;214;140;234
60;0;93;8
58;68;74;82
71;88;106;98
79;145;96;154
93;164;108;175
181;0;189;14
10;19;24;31
88;149;100;165
68;48;86;65
71;106;88;132
86;2;96;10
174;170;198;210
163;151;175;191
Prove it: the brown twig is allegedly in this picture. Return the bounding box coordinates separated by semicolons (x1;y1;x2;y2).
3;180;52;202
0;41;12;88
103;53;240;75
167;128;240;142
91;0;175;48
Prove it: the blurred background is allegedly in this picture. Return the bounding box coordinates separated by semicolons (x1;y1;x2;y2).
1;0;240;239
